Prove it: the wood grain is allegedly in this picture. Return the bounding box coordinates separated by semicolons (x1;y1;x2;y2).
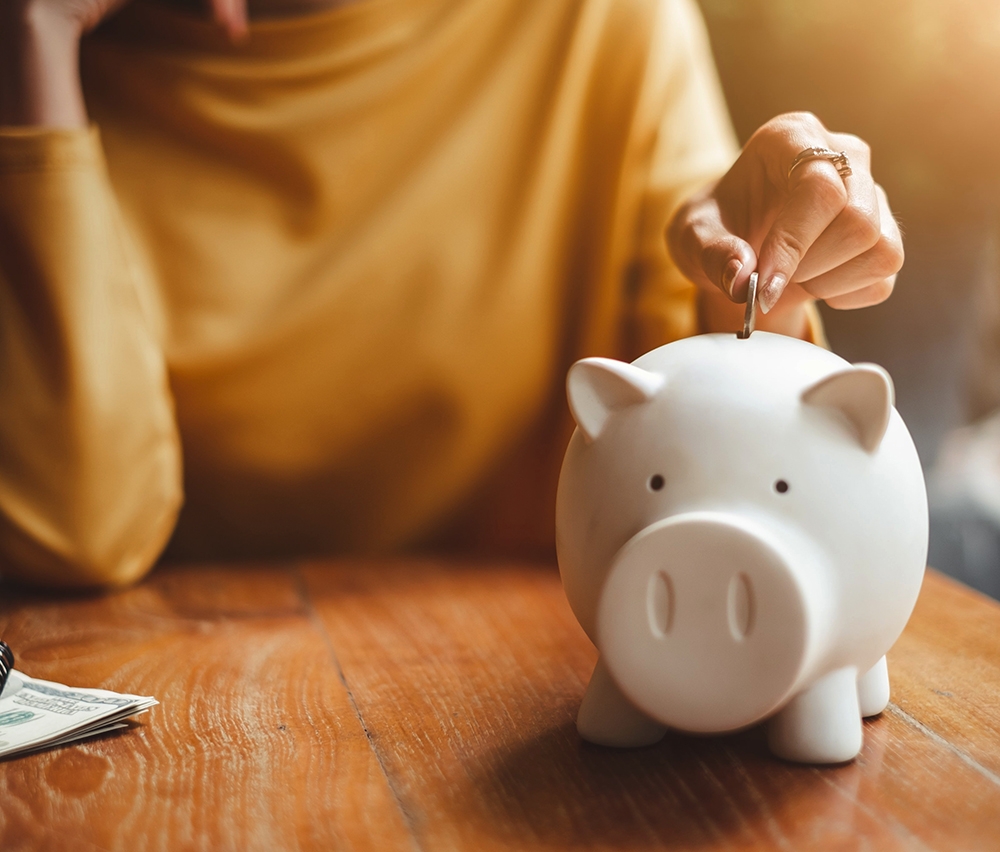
889;571;1000;776
301;563;1000;852
0;564;412;852
1;562;999;851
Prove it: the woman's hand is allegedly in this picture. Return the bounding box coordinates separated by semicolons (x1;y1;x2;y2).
667;112;904;337
0;0;248;127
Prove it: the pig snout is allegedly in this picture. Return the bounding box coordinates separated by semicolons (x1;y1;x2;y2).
596;512;822;734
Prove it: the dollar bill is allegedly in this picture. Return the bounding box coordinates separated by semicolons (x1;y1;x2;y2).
0;670;157;759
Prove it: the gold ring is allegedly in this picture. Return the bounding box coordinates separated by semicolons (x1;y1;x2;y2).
788;147;852;181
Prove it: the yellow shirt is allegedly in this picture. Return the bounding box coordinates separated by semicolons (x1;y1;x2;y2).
0;0;737;587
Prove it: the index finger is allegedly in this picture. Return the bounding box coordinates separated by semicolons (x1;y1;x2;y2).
756;159;848;312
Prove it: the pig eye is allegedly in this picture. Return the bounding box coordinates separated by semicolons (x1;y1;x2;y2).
649;474;665;491
774;479;790;494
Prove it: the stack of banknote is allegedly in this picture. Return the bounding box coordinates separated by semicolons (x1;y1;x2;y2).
0;670;157;759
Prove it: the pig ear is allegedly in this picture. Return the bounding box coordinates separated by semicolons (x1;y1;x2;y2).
801;364;895;453
567;357;664;443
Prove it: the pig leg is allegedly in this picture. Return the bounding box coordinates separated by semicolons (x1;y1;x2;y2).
857;656;890;717
767;666;863;764
577;656;666;747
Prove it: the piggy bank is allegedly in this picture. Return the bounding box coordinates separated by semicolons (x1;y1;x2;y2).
556;332;928;764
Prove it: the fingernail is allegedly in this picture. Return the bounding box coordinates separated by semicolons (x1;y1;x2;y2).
721;259;742;298
758;274;787;314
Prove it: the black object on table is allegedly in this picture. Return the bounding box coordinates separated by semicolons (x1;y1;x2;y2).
0;640;13;694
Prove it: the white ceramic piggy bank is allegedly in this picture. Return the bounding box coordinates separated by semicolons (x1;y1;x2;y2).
556;331;928;764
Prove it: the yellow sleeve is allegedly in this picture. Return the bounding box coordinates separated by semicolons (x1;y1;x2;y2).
0;126;181;588
621;0;739;357
625;0;828;353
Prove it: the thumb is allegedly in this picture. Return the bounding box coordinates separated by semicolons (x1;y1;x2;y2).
668;198;758;302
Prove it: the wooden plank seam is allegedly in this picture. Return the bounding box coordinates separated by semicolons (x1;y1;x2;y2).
293;567;424;852
887;703;1000;787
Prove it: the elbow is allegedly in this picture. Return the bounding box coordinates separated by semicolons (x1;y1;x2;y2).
0;480;183;591
68;496;182;590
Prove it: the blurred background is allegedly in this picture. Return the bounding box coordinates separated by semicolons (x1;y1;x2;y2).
695;0;1000;597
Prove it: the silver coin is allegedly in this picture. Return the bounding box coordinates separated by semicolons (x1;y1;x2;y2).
738;271;758;339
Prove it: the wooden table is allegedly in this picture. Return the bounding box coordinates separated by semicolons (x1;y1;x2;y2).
1;560;998;851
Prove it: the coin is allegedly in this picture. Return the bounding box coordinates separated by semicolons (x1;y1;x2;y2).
738;271;758;339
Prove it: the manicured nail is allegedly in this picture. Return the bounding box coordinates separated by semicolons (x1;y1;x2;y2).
721;259;743;298
758;274;787;314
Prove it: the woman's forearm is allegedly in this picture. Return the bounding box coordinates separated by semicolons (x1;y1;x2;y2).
0;2;87;128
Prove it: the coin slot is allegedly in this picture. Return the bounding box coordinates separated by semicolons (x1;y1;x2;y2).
647;570;675;638
727;573;754;641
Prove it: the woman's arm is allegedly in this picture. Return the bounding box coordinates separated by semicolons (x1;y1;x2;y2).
0;126;184;587
0;0;247;128
0;1;190;587
0;0;87;127
0;0;250;588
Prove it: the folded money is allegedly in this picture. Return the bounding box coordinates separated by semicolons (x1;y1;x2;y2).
0;671;157;759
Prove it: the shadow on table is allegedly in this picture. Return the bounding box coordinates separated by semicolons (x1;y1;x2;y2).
460;717;866;848
0;721;141;765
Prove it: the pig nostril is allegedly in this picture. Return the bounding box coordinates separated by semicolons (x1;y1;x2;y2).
649;474;665;491
727;573;755;641
647;570;675;637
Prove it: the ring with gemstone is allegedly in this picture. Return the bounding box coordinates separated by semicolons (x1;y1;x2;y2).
788;147;852;181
